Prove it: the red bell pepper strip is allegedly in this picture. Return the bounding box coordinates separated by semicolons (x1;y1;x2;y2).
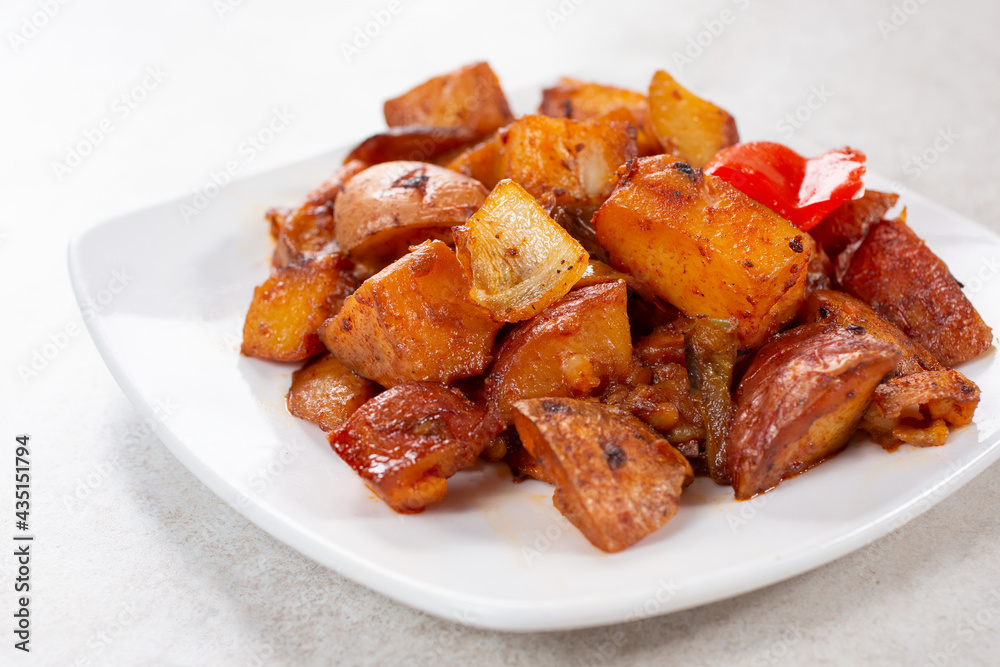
704;142;867;231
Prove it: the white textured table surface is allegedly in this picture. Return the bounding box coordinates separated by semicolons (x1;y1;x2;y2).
4;0;1000;664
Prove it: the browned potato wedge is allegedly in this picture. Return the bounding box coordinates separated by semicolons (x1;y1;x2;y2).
539;78;661;156
859;369;980;450
287;354;380;432
648;70;738;168
513;397;693;553
334;161;488;271
453;179;588;322
272;160;367;267
445;133;503;188
810;190;898;258
321;240;501;387
593;155;813;350
241;254;356;362
839;218;993;366
383;62;513;140
726;324;900;500
344;125;477;166
481;281;633;434
801;289;942;376
497;115;638;210
330;382;488;513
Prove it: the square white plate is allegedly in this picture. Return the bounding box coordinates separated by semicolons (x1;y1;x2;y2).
68;94;1000;631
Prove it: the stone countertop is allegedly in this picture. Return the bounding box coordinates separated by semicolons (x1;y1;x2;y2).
4;0;999;664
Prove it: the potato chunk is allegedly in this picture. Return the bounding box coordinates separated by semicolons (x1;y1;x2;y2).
287;354;381;432
801;289;942;377
648;70;738;168
383;61;513;140
513;398;693;553
593;155;813;350
453;179;589;322
334;161;488;270
726;324;900;500
344;125;477;166
481;281;633;434
859;369;980;450
330;383;488;513
810;190;899;257
839;218;993;366
539;78;660;156
241;254;356;362
445;133;503;188
321;240;501;387
497;115;637;210
271;160;367;267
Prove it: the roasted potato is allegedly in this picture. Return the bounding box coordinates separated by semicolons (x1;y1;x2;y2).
453;179;589;322
801;289;942;376
344;125;478;166
321;240;501;387
271;160;367;267
287;353;381;432
334;161;488;271
330;382;488;513
805;244;835;294
445;132;503;188
859;369;980;450
539;78;661;156
810;189;899;258
839;217;993;366
726;324;900;499
648;70;738;168
593;155;813;350
513;397;693;553
242;254;356;362
384;62;513;140
481;281;633;434
497;115;638;211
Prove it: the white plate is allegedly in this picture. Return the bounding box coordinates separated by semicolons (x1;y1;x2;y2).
67;97;1000;631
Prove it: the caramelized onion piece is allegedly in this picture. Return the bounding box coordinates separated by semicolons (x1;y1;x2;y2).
454;179;588;322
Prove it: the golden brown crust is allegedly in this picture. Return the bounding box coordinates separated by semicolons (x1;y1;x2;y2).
839;218;993;366
648;70;738;168
287;354;381;432
810;190;899;258
330;382;488;513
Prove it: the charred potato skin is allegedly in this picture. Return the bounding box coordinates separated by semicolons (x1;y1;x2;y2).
334;161;488;271
481;281;633;434
539;78;661;157
272;160;367;267
726;324;901;500
593;155;813;350
241;254;357;362
344;125;478;166
810;190;899;258
648;70;739;168
839;218;993;366
330;382;488;513
287;354;381;432
383;62;514;140
513;397;693;553
321;240;501;387
801;289;942;377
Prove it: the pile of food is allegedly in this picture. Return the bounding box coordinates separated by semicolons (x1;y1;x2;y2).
241;62;992;553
